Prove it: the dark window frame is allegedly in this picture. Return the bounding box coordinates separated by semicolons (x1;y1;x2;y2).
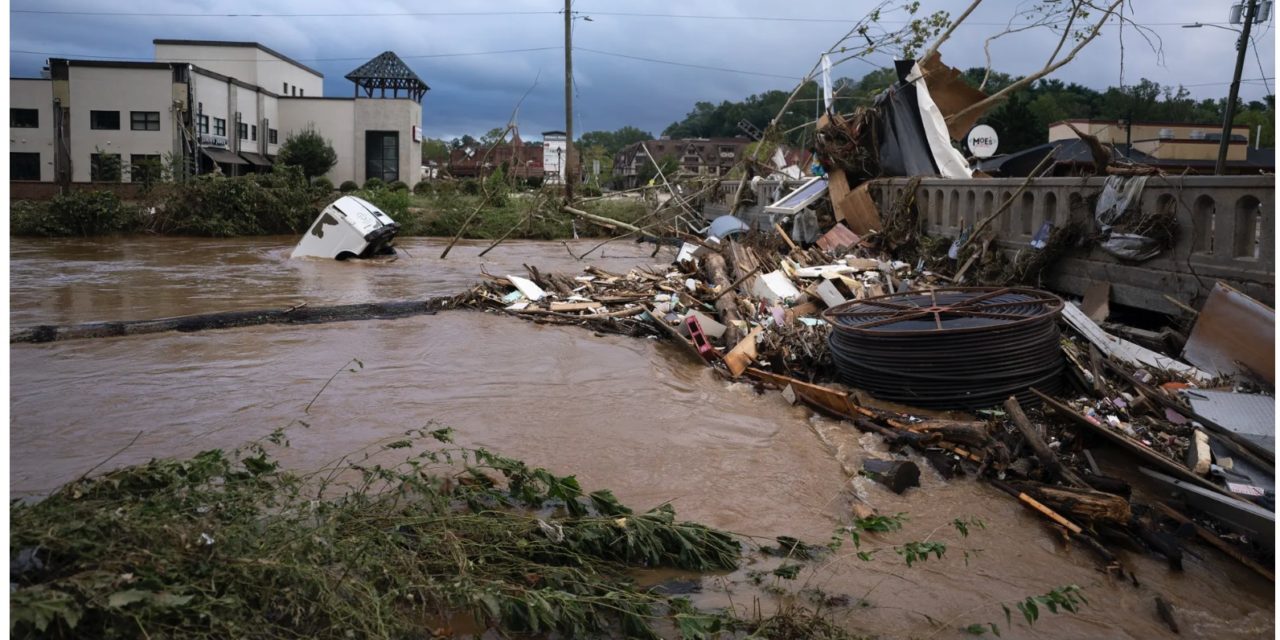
130;111;161;131
90;110;120;130
10;152;41;180
214;117;226;136
268;128;278;144
251;125;257;141
11;108;39;128
197;114;209;134
237;122;248;140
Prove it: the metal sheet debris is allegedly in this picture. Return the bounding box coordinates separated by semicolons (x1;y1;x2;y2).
1183;282;1275;385
1061;302;1210;383
1184;389;1276;456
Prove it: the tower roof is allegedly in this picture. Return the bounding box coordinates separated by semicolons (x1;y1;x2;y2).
344;51;429;101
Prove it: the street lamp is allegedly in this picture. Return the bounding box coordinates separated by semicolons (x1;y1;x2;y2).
1183;0;1261;174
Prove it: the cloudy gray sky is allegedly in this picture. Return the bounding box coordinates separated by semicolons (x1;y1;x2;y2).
9;1;1275;140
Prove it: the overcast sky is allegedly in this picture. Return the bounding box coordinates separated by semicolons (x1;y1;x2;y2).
9;1;1276;140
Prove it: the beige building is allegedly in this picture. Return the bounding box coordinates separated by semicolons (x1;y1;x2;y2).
1049;119;1250;163
10;40;427;188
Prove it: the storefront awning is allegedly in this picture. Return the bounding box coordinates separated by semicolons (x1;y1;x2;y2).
239;152;273;167
201;146;248;165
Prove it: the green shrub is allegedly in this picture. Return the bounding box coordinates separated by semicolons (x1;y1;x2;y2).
580;182;603;198
313;176;334;192
153;165;328;236
387;180;409;192
339;180;359;193
363;177;385;190
412;180;432;196
459;179;481;195
11;191;146;236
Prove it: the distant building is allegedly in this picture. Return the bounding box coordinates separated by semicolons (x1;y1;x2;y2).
446;130;544;180
9;39;428;191
613;137;752;188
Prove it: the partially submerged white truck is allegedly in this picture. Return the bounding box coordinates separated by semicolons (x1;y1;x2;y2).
291;196;401;260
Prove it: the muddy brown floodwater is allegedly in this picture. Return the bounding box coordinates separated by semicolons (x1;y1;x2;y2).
10;237;1274;639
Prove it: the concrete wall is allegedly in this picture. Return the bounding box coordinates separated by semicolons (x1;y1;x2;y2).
155;43;322;97
353;98;421;186
192;70;231;143
234;85;259;154
276;97;355;184
67;65;176;183
262;95;280;156
867;175;1275;314
10;78;56;182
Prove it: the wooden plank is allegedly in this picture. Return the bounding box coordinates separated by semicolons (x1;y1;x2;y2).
549;301;603;312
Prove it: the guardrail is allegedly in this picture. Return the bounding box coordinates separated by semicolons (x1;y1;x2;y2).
712;175;1274;313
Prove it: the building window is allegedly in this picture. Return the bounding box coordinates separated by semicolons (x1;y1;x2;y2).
238;122;248;140
299;89;304;97
268;128;278;144
90;110;120;130
11;108;38;128
214;117;226;136
10;152;40;180
90;153;122;182
130;154;163;183
283;82;288;94
197;114;209;134
131;111;161;131
291;86;297;96
251;125;257;141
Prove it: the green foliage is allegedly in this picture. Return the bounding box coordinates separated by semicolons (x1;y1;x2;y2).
974;585;1088;637
387;179;409;192
578;126;654;155
354;185;410;218
459;178;481;195
10;427;742;639
843;512;906;549
276;126;337;180
338;180;358;192
420;137;449;163
412;180;432;195
894;540;947;567
363;177;385;190
11;191;146;237
312;176;334;192
152;165;330;236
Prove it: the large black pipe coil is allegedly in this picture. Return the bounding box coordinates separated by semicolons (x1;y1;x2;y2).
822;287;1065;409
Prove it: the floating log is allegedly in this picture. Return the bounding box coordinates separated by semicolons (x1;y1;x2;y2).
11;298;458;343
907;419;991;448
862;458;921;494
1020;483;1133;526
1155;595;1180;634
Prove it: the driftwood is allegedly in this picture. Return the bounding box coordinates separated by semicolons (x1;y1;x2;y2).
1019;483;1132;526
11;298;456;343
908;419;991;448
1003;396;1088;488
703;252;744;346
861;458;921;494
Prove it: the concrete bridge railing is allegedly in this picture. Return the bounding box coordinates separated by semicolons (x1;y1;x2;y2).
711;175;1274;314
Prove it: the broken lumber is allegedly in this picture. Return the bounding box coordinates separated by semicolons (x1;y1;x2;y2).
1003;396;1088;489
1020;483;1132;526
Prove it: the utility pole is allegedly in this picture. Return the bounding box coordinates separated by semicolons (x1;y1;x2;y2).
563;0;574;200
1216;0;1258;175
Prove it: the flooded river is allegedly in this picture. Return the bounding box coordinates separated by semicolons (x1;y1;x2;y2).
10;237;1273;638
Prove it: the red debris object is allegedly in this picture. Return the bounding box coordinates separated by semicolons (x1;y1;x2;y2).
685;315;718;361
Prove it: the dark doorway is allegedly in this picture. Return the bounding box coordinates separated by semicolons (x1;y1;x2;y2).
365;131;399;183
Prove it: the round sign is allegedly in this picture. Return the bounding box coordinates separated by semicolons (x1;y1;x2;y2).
966;125;999;159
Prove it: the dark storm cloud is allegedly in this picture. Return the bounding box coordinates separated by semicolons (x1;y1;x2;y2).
10;0;1275;140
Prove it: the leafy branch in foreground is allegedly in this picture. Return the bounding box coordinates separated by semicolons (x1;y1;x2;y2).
9;427;740;639
958;585;1090;637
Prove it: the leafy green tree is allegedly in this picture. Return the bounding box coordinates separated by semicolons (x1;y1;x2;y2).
421;138;449;163
577;126;654;156
277;126;337;181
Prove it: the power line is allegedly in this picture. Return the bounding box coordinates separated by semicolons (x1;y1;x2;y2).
12;8;562;17
9;6;1240;28
9;46;561;63
576;48;802;80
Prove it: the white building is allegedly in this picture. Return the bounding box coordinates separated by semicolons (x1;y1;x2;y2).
541;131;567;185
9;40;428;188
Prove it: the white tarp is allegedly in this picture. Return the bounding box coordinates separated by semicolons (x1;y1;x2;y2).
906;63;973;179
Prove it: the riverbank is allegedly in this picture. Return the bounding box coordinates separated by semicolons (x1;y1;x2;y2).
9;173;651;241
